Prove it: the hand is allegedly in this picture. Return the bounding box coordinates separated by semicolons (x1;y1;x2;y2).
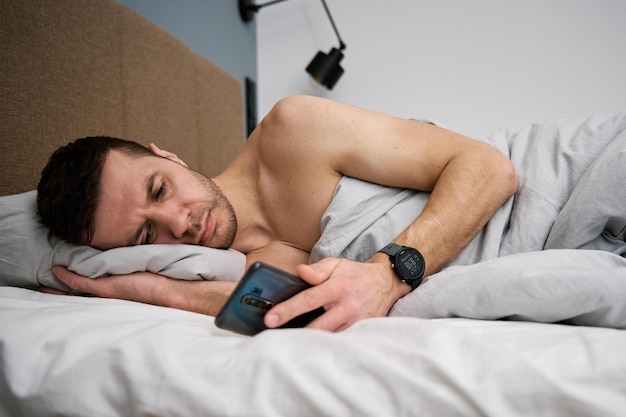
264;257;410;332
41;266;236;316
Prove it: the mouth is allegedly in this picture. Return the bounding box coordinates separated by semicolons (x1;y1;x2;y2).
199;211;215;247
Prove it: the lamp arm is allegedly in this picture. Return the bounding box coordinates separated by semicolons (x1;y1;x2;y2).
320;0;346;50
240;0;347;89
253;0;290;11
239;0;290;22
241;0;346;50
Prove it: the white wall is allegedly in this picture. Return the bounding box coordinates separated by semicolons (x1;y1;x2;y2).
257;0;626;137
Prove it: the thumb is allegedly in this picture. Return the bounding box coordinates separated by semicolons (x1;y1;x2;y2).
296;258;340;286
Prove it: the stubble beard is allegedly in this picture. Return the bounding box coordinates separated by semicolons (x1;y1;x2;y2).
192;171;237;249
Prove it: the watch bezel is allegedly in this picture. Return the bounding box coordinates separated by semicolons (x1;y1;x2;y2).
379;243;425;290
393;247;425;281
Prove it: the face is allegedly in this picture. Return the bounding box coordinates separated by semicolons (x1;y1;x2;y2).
90;150;237;250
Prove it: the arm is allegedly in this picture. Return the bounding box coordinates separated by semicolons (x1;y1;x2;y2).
47;266;236;317
257;96;517;331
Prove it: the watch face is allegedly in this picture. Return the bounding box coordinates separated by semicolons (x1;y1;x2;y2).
396;248;424;280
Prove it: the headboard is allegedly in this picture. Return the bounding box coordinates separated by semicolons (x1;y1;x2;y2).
0;0;244;196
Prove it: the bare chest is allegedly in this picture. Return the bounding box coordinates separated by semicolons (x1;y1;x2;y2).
258;172;339;256
245;241;312;274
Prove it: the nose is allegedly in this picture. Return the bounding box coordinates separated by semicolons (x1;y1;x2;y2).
151;201;191;243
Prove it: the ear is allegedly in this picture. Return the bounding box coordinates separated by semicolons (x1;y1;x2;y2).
149;143;189;167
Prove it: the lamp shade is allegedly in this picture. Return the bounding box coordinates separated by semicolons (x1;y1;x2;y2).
306;47;344;90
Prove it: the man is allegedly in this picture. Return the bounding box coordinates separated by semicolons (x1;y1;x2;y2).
38;95;517;332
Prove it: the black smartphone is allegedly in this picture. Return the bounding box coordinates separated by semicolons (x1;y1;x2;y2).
215;262;324;336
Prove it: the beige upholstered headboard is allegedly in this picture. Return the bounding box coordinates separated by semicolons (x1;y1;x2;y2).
0;0;244;196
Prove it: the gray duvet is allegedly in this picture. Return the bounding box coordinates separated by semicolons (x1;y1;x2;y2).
311;112;626;328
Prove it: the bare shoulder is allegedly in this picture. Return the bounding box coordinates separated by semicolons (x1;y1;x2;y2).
249;95;511;193
231;97;345;252
243;96;345;192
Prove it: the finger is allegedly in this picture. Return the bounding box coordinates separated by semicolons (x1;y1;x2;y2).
53;266;117;298
38;287;69;295
303;304;349;332
264;284;327;329
294;264;325;285
266;258;348;329
52;266;94;294
295;257;341;286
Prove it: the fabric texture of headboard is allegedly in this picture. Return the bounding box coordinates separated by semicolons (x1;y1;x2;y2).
0;0;244;196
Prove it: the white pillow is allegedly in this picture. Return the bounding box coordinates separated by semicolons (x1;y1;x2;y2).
0;191;246;291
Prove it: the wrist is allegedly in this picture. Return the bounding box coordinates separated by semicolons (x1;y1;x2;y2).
375;243;426;291
368;253;412;298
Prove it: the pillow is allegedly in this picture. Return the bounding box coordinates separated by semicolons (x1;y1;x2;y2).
0;191;246;292
390;249;626;329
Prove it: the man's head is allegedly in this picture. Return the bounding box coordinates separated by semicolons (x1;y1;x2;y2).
37;136;237;250
37;137;153;245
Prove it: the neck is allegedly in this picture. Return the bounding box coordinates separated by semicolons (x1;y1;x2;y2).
212;174;274;254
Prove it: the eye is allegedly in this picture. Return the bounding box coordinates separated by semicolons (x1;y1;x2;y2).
143;224;154;245
154;182;166;201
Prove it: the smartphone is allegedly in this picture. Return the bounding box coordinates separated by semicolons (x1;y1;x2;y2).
215;262;324;336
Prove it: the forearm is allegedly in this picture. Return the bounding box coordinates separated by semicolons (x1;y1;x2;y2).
373;141;517;277
49;266;237;317
163;280;237;316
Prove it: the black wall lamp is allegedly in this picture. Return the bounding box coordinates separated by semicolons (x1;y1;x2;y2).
239;0;347;89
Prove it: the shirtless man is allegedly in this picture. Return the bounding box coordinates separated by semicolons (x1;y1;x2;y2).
37;95;517;332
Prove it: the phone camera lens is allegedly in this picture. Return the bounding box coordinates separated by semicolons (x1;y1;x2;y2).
242;294;273;311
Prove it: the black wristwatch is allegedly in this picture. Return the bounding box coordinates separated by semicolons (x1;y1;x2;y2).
378;243;425;290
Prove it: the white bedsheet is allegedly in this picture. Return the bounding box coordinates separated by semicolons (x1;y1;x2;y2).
1;286;625;417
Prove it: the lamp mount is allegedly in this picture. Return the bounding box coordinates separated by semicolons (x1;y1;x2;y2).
238;0;256;22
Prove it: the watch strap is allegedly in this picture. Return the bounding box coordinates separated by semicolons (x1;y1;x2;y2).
378;243;403;257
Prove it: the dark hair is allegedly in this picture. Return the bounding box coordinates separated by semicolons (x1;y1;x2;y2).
37;136;154;245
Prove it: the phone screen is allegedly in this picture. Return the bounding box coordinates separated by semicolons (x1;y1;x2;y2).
215;262;324;335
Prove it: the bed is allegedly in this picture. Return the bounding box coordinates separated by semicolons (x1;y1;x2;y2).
1;1;626;416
